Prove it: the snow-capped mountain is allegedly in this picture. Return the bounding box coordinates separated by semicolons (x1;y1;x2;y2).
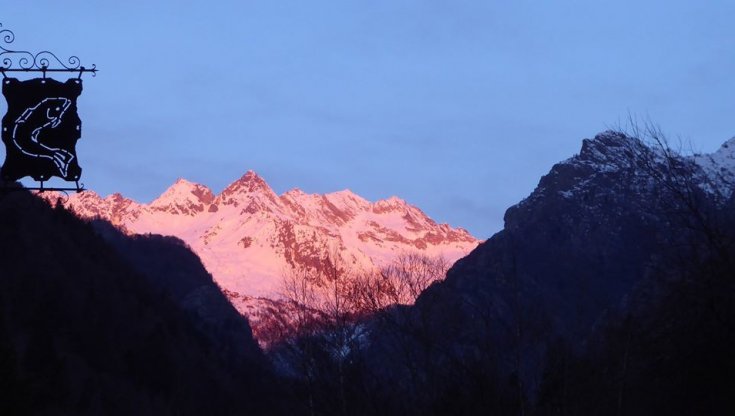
51;171;478;315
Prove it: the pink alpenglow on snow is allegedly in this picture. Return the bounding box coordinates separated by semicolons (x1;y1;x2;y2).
52;171;481;301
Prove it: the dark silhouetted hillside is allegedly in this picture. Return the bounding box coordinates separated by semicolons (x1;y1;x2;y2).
0;190;281;415
90;220;264;364
376;131;735;414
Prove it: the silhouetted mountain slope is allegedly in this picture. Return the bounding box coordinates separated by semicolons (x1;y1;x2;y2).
90;221;263;364
420;133;666;343
358;132;735;415
0;190;279;415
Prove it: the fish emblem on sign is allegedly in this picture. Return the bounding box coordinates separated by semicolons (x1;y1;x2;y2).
1;77;83;182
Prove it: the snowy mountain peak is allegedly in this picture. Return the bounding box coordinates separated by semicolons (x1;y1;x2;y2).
223;170;271;194
284;188;306;197
373;196;408;213
157;178;214;202
714;136;735;161
106;192;131;204
692;137;735;198
578;131;643;165
52;171;480;300
513;133;735;227
327;189;365;202
215;170;282;212
324;190;371;212
149;178;215;215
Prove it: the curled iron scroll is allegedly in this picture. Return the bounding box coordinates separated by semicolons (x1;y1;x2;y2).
0;22;95;74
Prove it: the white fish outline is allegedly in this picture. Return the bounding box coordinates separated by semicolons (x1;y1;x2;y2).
11;97;75;177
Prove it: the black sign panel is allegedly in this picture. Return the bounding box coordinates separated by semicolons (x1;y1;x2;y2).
1;77;83;182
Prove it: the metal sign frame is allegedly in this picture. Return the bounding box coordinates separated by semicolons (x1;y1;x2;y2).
0;22;97;193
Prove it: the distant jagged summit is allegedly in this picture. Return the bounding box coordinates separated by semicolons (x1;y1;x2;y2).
219;170;277;203
150;178;216;215
50;172;479;303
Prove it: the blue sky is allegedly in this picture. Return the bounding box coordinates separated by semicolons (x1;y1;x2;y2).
3;1;735;237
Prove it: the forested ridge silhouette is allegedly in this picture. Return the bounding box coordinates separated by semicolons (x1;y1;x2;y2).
0;189;282;415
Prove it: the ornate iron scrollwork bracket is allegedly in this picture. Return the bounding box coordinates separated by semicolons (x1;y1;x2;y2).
0;22;96;193
0;22;97;79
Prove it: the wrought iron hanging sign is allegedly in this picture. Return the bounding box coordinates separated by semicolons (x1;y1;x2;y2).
0;22;96;192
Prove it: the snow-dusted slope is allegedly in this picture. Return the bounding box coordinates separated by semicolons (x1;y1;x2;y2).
54;171;479;301
517;132;735;208
693;136;735;198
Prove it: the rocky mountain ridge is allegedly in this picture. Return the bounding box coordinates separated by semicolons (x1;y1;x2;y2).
47;172;479;336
